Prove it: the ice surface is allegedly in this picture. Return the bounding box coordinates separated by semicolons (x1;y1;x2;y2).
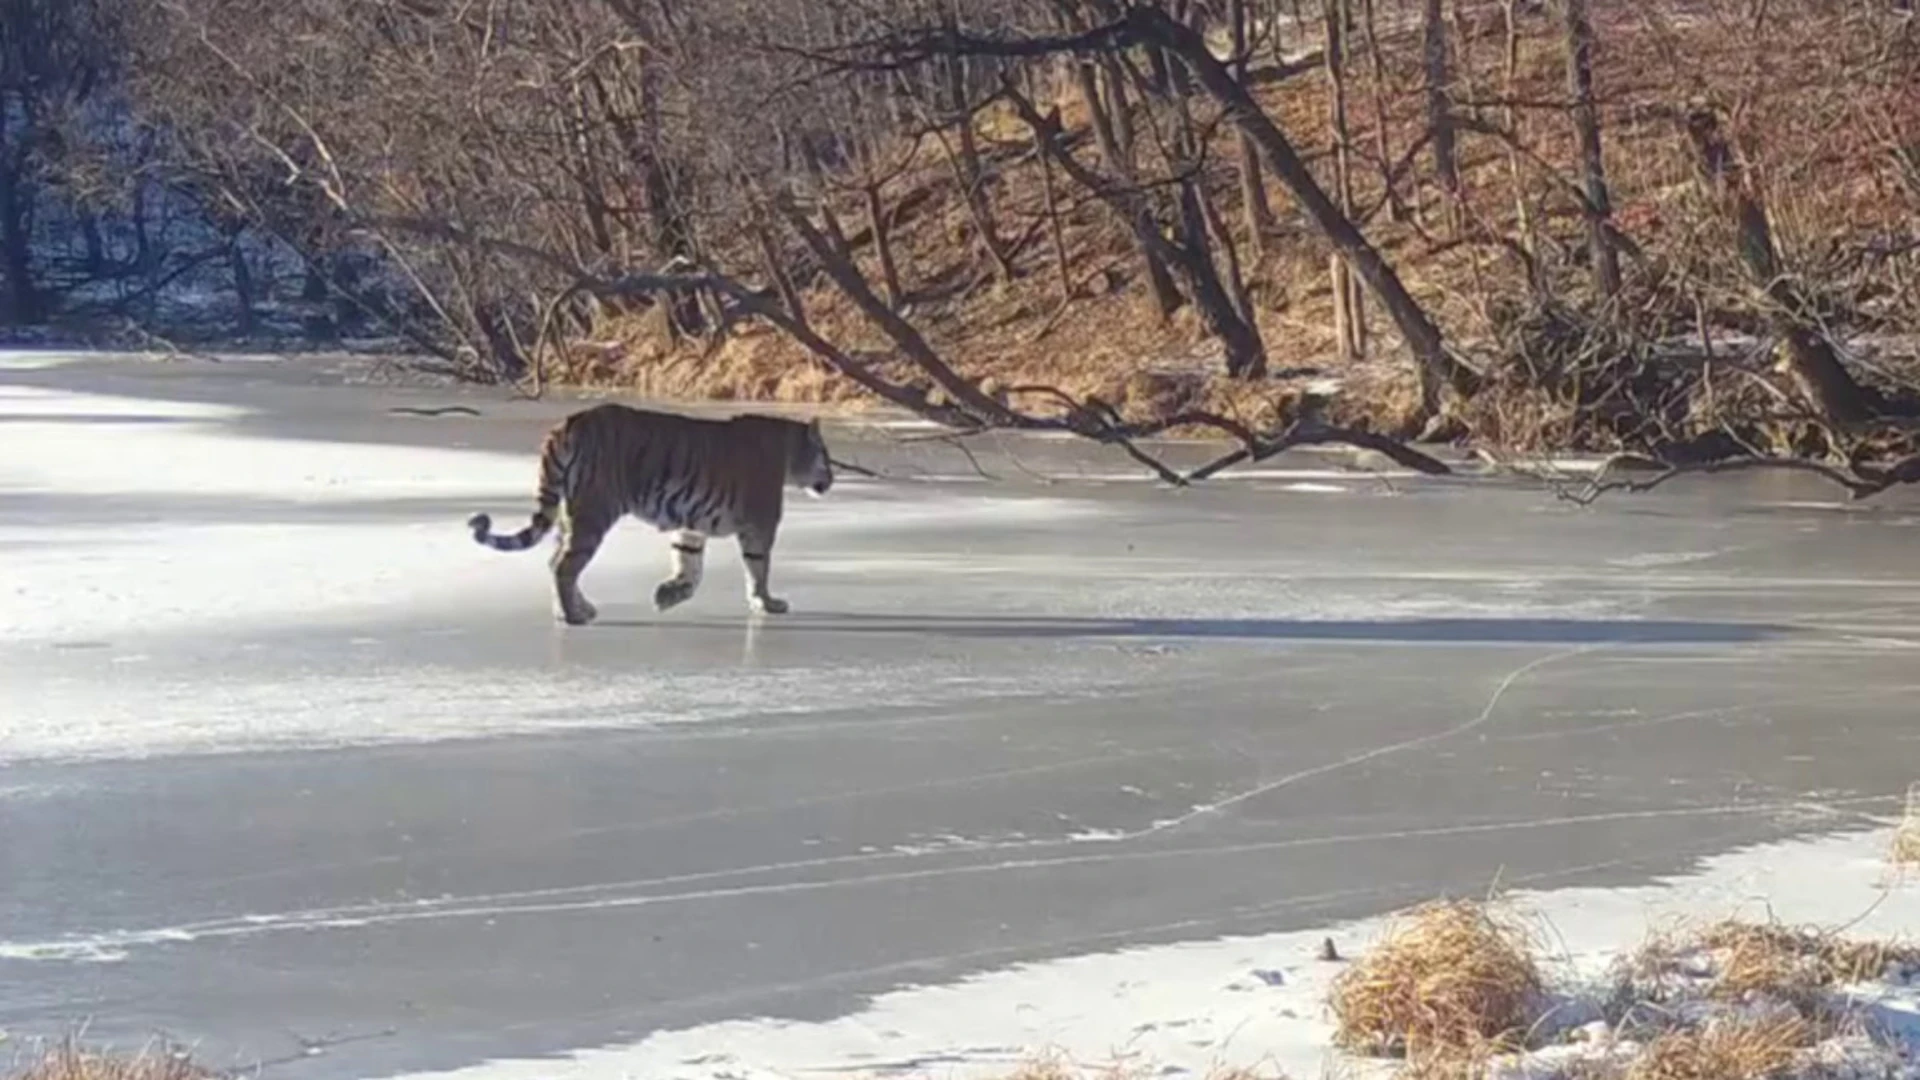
12;358;1920;1080
3;379;1656;765
0;385;1110;761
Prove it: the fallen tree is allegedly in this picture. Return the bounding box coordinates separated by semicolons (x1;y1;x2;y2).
442;228;1459;485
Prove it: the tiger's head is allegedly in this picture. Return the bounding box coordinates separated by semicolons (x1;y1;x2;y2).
790;417;834;497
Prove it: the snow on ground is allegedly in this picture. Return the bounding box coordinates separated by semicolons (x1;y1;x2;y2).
370;825;1920;1080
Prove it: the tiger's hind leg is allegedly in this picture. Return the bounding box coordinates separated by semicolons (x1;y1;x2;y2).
654;530;705;612
551;506;613;625
738;524;789;615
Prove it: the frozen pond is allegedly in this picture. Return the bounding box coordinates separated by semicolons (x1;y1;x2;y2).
4;351;1919;1078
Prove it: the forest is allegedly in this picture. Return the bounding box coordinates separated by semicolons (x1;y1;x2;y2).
4;0;1918;488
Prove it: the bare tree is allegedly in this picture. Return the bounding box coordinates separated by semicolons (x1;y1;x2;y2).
1685;104;1873;424
1230;0;1279;252
87;0;1914;496
1561;0;1619;297
1422;0;1460;204
1054;1;1185;318
1324;0;1368;361
0;0;123;325
823;3;1478;410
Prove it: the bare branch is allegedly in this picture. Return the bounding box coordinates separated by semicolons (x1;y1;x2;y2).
1553;454;1919;505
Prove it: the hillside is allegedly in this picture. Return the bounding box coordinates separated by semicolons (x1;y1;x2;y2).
556;1;1920;454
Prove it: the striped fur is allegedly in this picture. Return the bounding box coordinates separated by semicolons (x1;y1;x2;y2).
469;403;834;623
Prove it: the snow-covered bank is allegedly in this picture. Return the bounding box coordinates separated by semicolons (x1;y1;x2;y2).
368;823;1920;1080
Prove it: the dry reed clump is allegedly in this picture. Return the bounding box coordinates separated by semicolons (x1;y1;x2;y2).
7;1040;208;1080
1620;1014;1810;1080
1692;921;1920;1004
1892;784;1920;868
1617;916;1920;1032
1328;898;1546;1062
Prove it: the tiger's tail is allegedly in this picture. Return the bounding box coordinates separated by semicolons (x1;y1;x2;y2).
469;421;573;551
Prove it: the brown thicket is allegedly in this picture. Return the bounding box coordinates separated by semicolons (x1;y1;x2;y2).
8;0;1916;487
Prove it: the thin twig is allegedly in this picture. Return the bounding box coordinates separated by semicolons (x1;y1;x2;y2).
1553;454;1897;505
827;456;884;479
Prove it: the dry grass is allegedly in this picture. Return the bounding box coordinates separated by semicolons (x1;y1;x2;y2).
1328;898;1546;1063
1620;1014;1811;1080
6;1041;209;1080
1703;921;1917;1001
1622;918;1920;1012
1892;784;1920;868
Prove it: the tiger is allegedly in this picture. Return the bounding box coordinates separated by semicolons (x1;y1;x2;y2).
468;402;834;624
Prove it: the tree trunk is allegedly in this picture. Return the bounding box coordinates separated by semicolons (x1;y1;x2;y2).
1231;0;1277;251
864;182;904;309
752;221;808;331
81;213;108;278
1324;0;1368;360
132;182;153;278
569;81;615;258
1128;6;1478;409
1181;177;1268;377
1423;0;1461;201
941;46;1014;283
0;163;42;325
228;238;256;338
1502;0;1539;284
1360;0;1406;222
1685;106;1872;424
300;242;336;341
1008;86;1264;378
1161;3;1255;358
639;58;703;337
1563;0;1620;297
1102;55;1138;163
1072;56;1183;317
1032;70;1074;302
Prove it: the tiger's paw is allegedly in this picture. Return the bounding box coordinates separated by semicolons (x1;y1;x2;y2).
748;595;790;616
555;597;599;625
653;579;696;611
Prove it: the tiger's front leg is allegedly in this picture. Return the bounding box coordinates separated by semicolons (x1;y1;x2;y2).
738;525;788;615
653;529;706;611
